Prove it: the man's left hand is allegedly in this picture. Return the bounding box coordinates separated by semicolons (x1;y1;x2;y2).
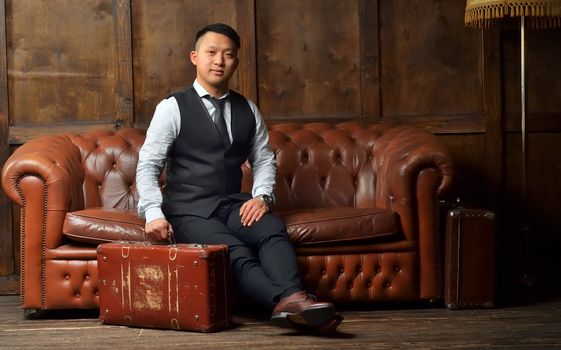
239;197;269;226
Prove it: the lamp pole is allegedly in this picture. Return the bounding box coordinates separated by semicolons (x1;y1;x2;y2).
519;15;534;286
520;15;526;213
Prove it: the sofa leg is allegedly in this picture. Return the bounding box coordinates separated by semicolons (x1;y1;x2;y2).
23;308;46;319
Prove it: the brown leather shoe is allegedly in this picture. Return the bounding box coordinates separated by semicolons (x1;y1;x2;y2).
271;291;337;329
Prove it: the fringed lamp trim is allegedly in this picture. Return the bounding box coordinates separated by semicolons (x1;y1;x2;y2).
465;0;561;28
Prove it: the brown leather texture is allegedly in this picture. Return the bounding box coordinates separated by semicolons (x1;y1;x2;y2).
278;207;400;246
1;122;455;310
97;243;232;332
63;207;154;245
444;208;496;309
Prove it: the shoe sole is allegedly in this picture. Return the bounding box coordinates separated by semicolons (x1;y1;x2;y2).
270;313;294;328
309;314;344;334
271;304;336;328
271;313;344;334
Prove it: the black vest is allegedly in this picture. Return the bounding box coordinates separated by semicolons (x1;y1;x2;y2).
162;86;256;218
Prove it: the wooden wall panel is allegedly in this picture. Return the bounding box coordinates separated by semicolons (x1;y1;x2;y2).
502;28;561;132
132;0;237;126
500;27;561;289
379;0;483;131
113;0;133;128
438;134;486;205
6;0;118;127
359;0;381;123
256;0;361;121
504;133;561;289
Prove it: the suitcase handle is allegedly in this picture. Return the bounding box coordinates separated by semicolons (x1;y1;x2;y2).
168;234;177;246
140;232;210;249
141;231;177;246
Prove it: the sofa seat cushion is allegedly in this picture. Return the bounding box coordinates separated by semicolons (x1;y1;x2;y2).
62;207;153;245
277;207;401;246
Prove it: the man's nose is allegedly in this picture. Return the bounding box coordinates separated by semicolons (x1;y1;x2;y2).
215;54;225;66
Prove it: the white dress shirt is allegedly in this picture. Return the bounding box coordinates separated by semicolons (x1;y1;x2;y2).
136;80;276;223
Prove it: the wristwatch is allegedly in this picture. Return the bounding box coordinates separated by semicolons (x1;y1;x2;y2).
259;194;273;208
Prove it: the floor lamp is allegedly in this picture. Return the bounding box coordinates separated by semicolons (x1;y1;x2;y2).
464;0;561;286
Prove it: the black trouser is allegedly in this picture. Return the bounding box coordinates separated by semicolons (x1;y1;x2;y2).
168;198;303;309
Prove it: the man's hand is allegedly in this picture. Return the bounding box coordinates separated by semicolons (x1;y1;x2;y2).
145;218;174;241
239;197;269;227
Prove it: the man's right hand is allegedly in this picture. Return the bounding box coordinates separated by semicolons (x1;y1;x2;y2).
145;218;174;241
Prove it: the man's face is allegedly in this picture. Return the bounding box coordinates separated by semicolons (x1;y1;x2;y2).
190;32;239;95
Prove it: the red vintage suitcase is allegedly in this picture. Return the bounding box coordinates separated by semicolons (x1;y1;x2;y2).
444;208;496;309
97;242;233;332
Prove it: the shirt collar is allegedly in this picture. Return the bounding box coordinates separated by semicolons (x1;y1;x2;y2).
193;79;229;100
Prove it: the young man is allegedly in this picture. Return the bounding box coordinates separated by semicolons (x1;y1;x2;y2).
136;23;341;333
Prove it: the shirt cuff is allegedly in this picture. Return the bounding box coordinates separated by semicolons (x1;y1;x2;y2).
145;207;166;224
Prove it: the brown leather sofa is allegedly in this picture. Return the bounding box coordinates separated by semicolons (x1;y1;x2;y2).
1;122;454;315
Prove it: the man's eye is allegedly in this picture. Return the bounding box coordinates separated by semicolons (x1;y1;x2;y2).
207;51;215;55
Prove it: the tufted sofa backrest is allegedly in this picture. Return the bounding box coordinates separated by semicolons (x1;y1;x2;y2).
70;128;146;211
68;122;408;213
242;122;392;211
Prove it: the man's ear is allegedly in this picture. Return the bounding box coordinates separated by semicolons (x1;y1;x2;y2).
190;50;198;66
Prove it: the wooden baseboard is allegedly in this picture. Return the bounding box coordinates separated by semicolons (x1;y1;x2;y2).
0;275;19;295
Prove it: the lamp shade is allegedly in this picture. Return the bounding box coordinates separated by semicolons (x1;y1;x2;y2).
465;0;561;28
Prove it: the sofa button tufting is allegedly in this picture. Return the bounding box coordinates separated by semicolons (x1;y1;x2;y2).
384;281;391;288
65;275;70;280
84;275;90;281
394;266;401;273
75;293;81;298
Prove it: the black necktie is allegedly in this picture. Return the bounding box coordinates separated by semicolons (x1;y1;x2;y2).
206;96;230;146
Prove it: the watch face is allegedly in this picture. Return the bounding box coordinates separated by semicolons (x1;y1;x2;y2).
262;195;272;205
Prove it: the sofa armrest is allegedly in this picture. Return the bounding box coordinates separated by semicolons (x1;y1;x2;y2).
371;126;454;238
2;134;85;249
2;133;87;307
2;134;86;307
371;126;454;299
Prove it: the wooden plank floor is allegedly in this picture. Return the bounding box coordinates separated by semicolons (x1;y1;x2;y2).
1;295;561;349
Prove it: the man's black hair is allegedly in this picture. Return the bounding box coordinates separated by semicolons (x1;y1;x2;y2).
195;23;240;49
